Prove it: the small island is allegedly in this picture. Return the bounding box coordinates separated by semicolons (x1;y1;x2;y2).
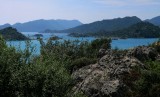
33;34;43;37
0;27;29;41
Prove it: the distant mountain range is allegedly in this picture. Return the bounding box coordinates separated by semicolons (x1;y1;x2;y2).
146;16;160;26
0;16;159;35
57;16;142;33
0;19;82;32
42;16;160;34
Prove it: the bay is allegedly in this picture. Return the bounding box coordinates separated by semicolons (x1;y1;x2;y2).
7;32;159;55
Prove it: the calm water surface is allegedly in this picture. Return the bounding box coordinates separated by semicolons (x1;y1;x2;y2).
7;32;159;55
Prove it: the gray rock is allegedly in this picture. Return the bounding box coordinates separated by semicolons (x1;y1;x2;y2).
128;46;158;61
98;49;106;58
72;49;144;97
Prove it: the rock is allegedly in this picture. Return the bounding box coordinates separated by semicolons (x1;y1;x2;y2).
97;49;106;58
72;49;144;97
128;46;158;61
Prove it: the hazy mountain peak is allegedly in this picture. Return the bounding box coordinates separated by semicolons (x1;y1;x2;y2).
0;19;82;32
145;16;160;26
151;16;160;19
0;23;11;30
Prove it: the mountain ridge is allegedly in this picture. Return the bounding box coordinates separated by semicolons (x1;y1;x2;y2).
54;16;142;33
1;16;160;33
0;19;82;32
69;22;160;38
146;16;160;26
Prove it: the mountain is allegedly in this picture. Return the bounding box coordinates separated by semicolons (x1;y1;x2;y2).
57;16;141;33
107;22;160;38
0;23;11;29
146;16;160;26
0;19;82;32
0;27;28;40
70;22;160;38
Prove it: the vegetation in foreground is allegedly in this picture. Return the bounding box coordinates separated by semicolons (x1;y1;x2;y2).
0;34;160;97
0;35;111;97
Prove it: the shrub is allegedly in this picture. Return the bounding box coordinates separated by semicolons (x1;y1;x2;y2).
125;61;160;97
0;36;74;97
0;35;112;97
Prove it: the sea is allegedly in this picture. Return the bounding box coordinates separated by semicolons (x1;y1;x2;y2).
6;32;159;55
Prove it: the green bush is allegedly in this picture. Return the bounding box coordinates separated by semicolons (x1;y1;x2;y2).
90;38;111;50
150;39;160;53
40;38;111;72
73;92;88;97
0;35;112;97
0;36;23;97
13;58;73;97
125;61;160;97
0;36;74;97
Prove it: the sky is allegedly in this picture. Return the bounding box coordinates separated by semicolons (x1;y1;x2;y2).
0;0;160;24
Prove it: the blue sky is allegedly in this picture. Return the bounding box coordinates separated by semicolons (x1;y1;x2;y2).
0;0;160;24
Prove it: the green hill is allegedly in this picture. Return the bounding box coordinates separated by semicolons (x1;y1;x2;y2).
58;16;141;33
107;22;160;38
0;27;29;40
70;22;160;38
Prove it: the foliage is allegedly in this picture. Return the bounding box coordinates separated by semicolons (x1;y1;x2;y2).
72;92;88;97
151;39;160;53
0;36;23;97
124;60;160;97
40;38;111;72
0;36;72;97
13;56;73;97
0;35;111;97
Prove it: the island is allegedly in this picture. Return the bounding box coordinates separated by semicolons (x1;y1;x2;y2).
33;34;43;37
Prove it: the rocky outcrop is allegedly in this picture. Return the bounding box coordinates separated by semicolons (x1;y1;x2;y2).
72;49;145;97
128;46;158;61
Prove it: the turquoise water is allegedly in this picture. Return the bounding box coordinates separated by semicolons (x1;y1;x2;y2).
111;38;158;49
7;32;159;55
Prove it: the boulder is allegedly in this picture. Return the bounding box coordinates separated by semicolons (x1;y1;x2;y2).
72;50;144;97
128;46;158;61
